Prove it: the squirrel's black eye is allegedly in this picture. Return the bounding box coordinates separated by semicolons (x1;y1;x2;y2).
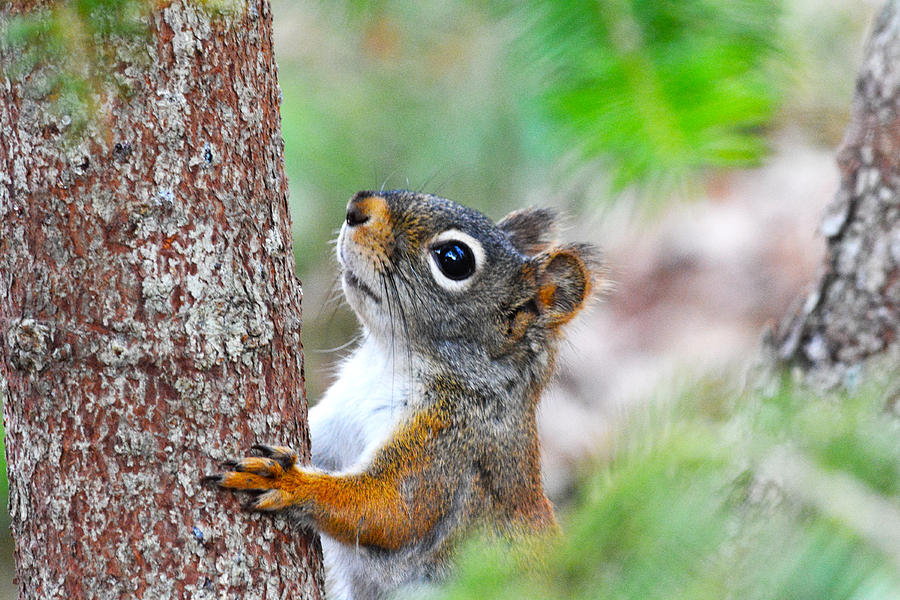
432;241;476;281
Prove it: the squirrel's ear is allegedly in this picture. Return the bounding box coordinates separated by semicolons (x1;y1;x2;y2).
498;207;558;256
531;244;598;328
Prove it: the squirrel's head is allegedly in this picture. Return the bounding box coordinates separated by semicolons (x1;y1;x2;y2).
337;190;601;365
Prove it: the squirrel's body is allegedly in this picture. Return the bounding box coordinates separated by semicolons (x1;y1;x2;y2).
210;191;599;600
311;332;554;598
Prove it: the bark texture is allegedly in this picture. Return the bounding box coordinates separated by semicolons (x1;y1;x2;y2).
0;1;325;598
771;0;900;388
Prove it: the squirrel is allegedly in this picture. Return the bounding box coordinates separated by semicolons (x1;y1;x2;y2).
206;190;600;600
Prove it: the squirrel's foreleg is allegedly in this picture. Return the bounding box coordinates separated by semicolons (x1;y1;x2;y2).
209;414;451;551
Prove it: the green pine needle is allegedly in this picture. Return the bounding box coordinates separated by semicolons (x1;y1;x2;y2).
2;0;151;136
510;0;786;193
1;0;241;137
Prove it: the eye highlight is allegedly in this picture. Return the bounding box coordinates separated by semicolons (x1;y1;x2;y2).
427;229;486;291
432;241;475;280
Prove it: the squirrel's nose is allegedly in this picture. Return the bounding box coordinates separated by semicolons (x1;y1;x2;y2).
346;200;370;227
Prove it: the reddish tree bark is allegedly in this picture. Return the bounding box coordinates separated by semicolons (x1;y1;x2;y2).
0;1;325;598
771;0;900;388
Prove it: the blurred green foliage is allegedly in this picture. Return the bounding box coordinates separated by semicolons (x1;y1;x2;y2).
429;377;900;600
287;0;786;202
0;0;241;136
508;0;786;191
1;0;150;136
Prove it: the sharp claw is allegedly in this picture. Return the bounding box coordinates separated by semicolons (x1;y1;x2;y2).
251;443;274;456
222;460;238;469
248;444;296;469
201;475;222;485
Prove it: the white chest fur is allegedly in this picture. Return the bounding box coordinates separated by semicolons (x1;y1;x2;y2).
308;336;411;473
306;336;417;600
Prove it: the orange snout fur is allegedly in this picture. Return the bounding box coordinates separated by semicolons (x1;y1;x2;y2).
348;195;395;268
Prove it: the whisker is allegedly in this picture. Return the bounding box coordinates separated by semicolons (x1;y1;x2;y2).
380;169;400;193
427;170;457;197
417;168;443;194
403;265;432;322
387;271;414;397
320;272;345;307
309;332;364;354
378;263;398;410
314;273;347;334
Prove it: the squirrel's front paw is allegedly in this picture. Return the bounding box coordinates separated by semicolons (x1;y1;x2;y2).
204;444;304;511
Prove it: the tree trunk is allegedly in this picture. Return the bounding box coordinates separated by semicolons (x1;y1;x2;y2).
0;1;325;598
770;0;900;389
